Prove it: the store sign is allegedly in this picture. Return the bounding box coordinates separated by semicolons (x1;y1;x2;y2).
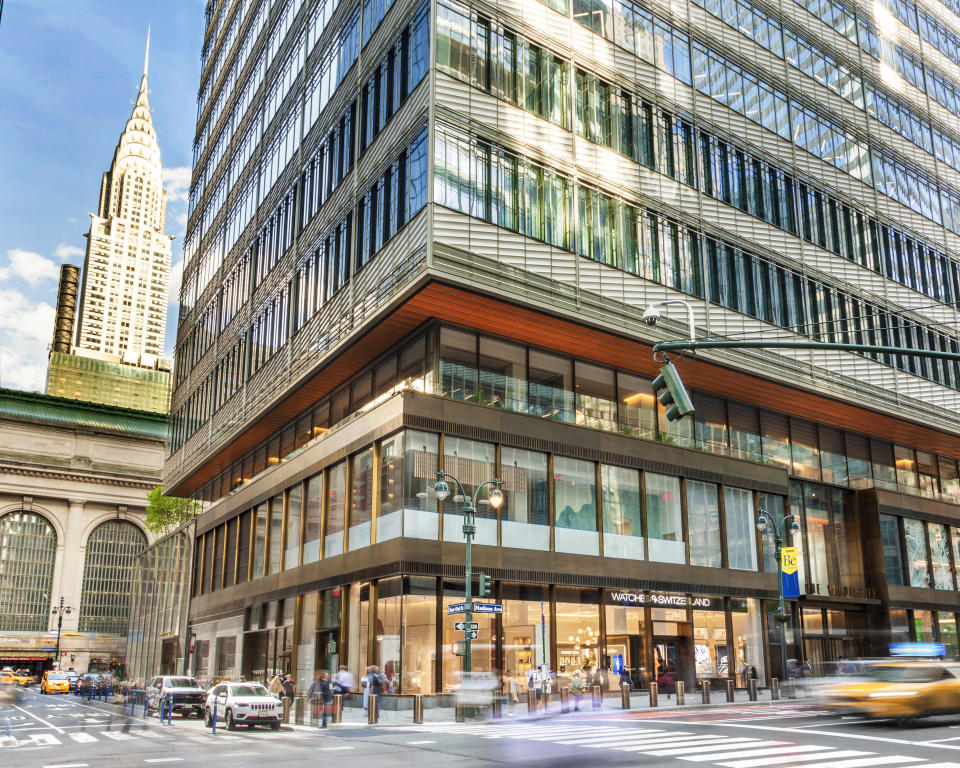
609;591;718;609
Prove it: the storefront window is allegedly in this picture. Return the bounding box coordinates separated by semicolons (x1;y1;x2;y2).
652;604;692;692
879;514;904;585
403;578;437;694
802;484;831;591
404;431;439;539
728;402;761;462
889;609;910;643
693;605;727;686
605;599;646;689
376;578;402;692
348;448;374;550
724;487;756;571
600;464;642;560
528;349;574;422
443;438;497;545
296;592;317;692
304;474;323;563
575;361;617;432
378;434;404;542
268;495;283;575
646;473;683;563
556;588;601;683
687;481;721;568
501;447;550;550
914;609;934;642
928;523;953;590
503;584;551;692
439;327;477;401
938;612;958;658
325;462;347;557
284;484;302;570
903;517;930;588
478;336;526;411
831;490;862;589
731;599;766;687
894;445;918;488
442;581;495;690
554;456;599;554
617;372;656;438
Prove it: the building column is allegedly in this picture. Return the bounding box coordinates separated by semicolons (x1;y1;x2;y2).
57;499;87;632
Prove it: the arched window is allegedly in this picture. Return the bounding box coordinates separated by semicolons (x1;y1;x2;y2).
79;521;147;634
0;511;57;632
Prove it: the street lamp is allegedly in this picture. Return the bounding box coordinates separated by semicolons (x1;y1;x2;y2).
51;596;74;670
434;471;503;681
755;509;801;682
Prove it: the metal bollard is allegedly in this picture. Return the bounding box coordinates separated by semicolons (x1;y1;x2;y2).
368;694;379;724
527;688;537;713
166;694;173;725
543;688;552;712
701;681;710;704
143;693;148;718
560;687;570;714
621;683;631;710
649;682;658;707
591;685;602;710
295;695;305;725
676;681;685;705
212;699;217;733
492;692;503;719
771;678;780;700
786;679;797;699
413;693;424;724
331;694;343;724
726;679;735;702
748;679;758;702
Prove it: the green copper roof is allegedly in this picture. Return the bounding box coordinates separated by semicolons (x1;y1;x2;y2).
0;388;168;440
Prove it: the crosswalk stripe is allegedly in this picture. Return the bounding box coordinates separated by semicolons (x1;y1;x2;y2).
68;733;97;744
553;731;672;745
673;742;791;759
784;757;926;768
685;745;840;762
99;732;134;741
642;738;767;756
136;729;168;739
22;734;61;746
721;750;870;768
593;735;732;750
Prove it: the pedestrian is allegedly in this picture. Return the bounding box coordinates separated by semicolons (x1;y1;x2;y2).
570;669;585;711
334;665;355;694
362;666;372;710
0;683;14;742
268;673;283;698
308;672;332;728
619;665;631;690
506;674;518;716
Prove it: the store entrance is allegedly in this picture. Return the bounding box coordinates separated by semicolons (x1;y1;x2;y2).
653;625;693;693
316;629;339;675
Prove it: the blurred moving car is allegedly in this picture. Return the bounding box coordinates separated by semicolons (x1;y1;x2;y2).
820;661;960;721
41;671;70;694
12;671;33;687
65;671;80;691
146;676;206;718
0;671;15;686
457;672;501;706
204;682;283;730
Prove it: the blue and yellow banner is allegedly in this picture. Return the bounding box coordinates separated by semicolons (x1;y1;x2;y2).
780;546;801;599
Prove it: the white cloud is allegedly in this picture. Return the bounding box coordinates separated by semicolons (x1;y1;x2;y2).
167;258;184;305
54;243;84;261
163;166;192;203
0;249;60;287
0;288;56;392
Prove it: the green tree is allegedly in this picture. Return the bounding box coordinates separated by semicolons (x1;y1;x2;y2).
145;486;201;534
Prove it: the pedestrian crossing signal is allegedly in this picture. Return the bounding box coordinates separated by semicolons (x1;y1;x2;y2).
451;640;467;656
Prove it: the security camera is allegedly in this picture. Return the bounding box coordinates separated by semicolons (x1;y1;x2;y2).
641;306;661;326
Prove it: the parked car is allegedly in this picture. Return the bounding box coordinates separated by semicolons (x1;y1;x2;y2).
65;671;80;691
204;682;283;730
146;676;206;719
41;671;70;694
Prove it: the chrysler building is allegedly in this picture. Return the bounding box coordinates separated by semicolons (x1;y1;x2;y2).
75;33;172;360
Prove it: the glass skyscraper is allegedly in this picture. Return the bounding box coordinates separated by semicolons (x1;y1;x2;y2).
165;0;960;692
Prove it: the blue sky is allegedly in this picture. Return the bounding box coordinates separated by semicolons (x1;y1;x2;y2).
0;0;205;391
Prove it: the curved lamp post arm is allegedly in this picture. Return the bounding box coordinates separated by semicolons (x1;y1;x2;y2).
435;471;469;506
471;479;503;508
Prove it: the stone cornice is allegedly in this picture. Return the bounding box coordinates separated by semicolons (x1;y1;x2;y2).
0;461;159;490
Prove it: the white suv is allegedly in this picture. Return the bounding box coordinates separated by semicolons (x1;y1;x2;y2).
204;682;283;730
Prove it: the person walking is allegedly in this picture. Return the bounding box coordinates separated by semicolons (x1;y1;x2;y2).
281;674;296;722
333;665;355;694
268;673;283;699
506;674;518;716
308;672;332;728
362;666;372;710
570;669;585;711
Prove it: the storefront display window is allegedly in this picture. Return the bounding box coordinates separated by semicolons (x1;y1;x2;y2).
802;485;830;591
652;604;692;692
646;473;683;563
914;609;934;642
442;581;495;690
325;462;347;557
443;438;497;545
731;599;766;687
605;600;646;689
296;592;317;691
404;431;439;539
556;588;601;684
348;448;374;550
402;578;437;694
928;523;953;590
376;578;402;692
693;606;727;685
879;514;904;585
503;584;551;692
303;474;323;563
938;613;958;658
903;517;930;588
554;456;599;554
687;480;721;568
600;464;642;559
724;487;756;571
378;434;404;542
284;484;302;570
501;447;550;550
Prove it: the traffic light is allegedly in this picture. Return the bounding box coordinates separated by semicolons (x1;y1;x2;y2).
477;572;491;598
652;362;695;421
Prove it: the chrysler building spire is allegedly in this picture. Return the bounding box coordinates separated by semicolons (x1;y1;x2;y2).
73;30;171;361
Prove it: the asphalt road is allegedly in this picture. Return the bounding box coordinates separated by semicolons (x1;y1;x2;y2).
7;687;960;767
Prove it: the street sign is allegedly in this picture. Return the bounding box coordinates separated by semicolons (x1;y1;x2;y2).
466;630;478;639
472;603;502;614
447;603;466;614
454;622;479;631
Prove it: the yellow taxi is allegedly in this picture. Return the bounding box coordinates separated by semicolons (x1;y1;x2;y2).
0;671;15;686
41;671;70;694
13;672;34;687
820;661;960;721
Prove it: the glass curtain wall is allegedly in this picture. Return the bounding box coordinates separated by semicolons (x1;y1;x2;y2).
724;487;757;570
501;447;550;550
600;464;643;559
349;448;374;550
554;456;599;554
502;584;551;692
443;438;497;545
325;462;347;556
284;484;302;569
646;473;683;563
304;474;323;563
687;480;721;567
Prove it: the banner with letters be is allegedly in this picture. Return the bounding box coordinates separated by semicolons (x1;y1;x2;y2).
780;546;801;599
